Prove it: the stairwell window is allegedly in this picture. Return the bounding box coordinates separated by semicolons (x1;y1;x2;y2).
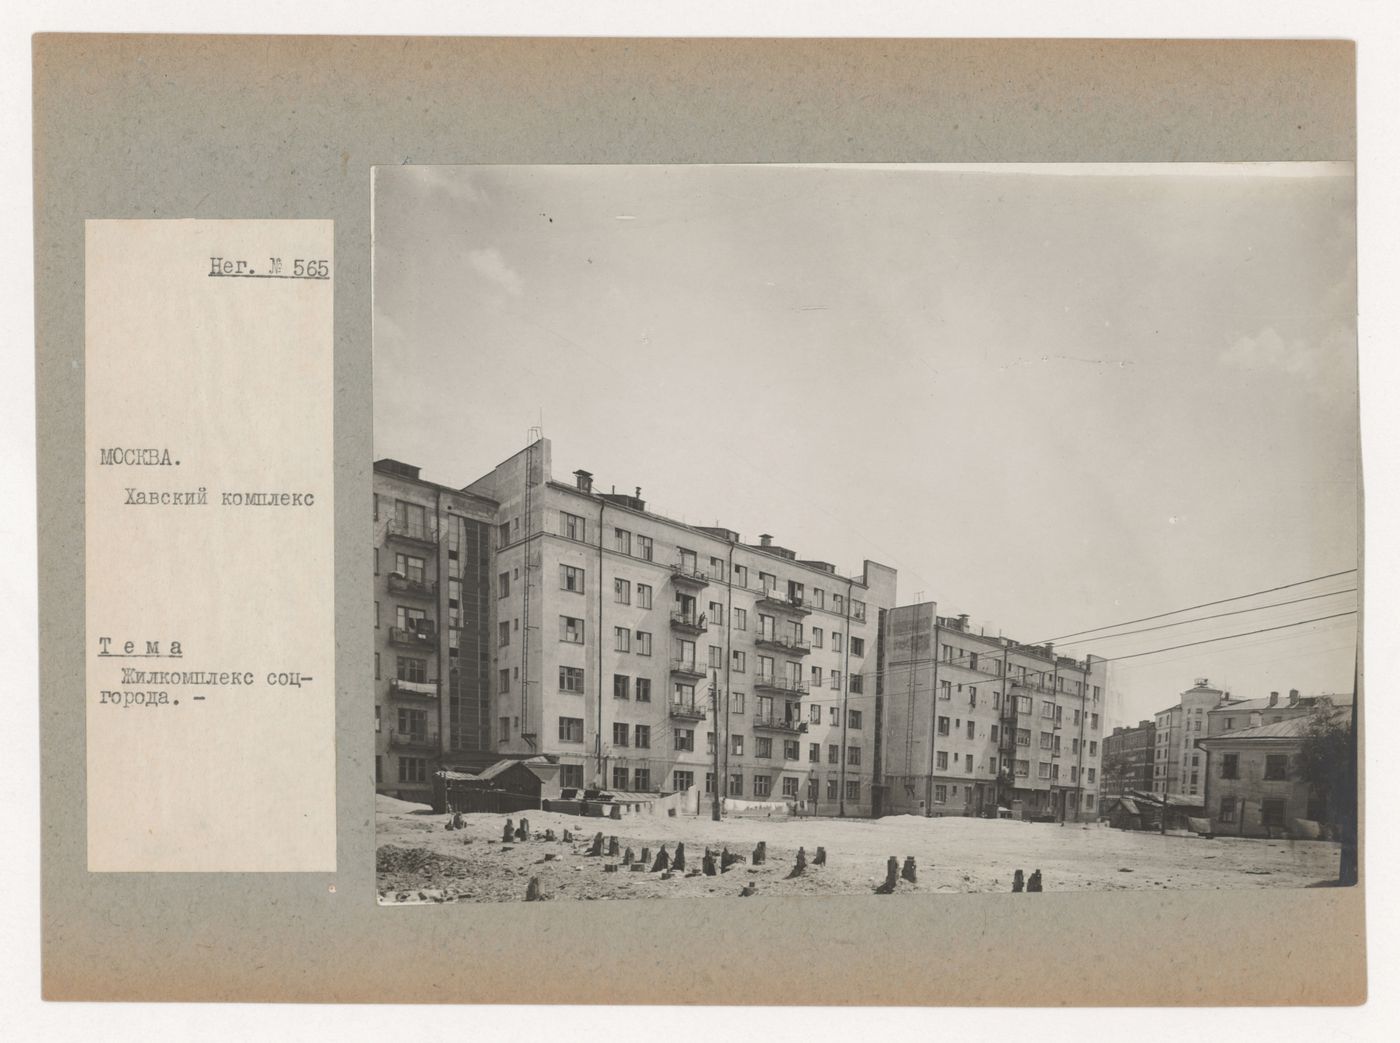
938;716;951;737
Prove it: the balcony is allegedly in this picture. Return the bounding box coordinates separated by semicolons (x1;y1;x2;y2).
669;701;709;722
389;678;438;700
386;519;438;549
669;564;710;589
754;675;808;697
752;714;805;734
388;729;440;751
669;611;708;635
386;572;437;600
754;633;812;657
756;590;812;617
670;658;709;682
388;624;437;649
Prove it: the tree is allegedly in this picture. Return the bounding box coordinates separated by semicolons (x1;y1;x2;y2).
1296;701;1355;834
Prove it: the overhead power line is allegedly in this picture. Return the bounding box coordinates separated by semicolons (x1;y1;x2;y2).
1043;569;1357;645
1098;611;1357;663
1059;587;1356;646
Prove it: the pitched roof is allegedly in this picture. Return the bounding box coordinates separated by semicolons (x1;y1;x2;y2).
1201;705;1352;743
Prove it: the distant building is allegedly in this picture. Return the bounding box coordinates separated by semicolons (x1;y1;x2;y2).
1100;719;1156;810
1205;688;1340;736
877;604;1107;821
1152;679;1234;799
1197;699;1353;837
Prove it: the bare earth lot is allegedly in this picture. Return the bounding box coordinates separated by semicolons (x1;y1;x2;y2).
376;794;1341;903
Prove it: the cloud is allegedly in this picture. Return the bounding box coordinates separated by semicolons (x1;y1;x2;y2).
1219;326;1324;381
467;247;524;297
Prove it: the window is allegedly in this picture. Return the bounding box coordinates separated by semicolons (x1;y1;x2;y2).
672;770;694;792
612;722;629;747
939;680;952;701
558;717;584;743
1038;762;1052;780
733;608;747;632
1015;760;1029;777
709;645;724;670
398;756;426;783
831;671;841;690
611;765;629;790
705;772;715;795
729;774;745;797
709;556;726;582
560;512;586;541
375;653;381;680
638;535;653;560
966;754;974;773
850;637;865;657
1040;732;1054;750
1016;695;1033;715
756;737;773;759
934;784;947;803
1071;738;1079;754
1090;713;1100;729
990;725;999;744
637;583;652;609
847;746;862;766
781;776;800;799
560;565;585;593
812;627;823;648
783;739;799;760
845;780;860;801
757;654;775;683
829;706;839;725
496;521;511;548
968;686;977;707
613;674;630;700
499;668;510;694
635;678;651;703
1264;754;1288;781
614;578;631;605
496;716;510;743
732;692;745;714
833;593;844;614
1017;728;1031;747
674;729;694;752
673;682;696;708
966;720;976;740
1089;740;1098;756
614;527;631;554
808;742;820;762
732;650;747;673
832;632;843;653
810;666;823;687
396;656;427;683
1086;768;1096;783
560;616;584;643
936;751;949;770
497;621;511;647
941;643;954;663
1219;797;1237;823
827;778;839;801
555;666;585;694
938;716;950;737
497;571;510;598
732;735;744;756
1042;700;1056;719
759;571;776;592
849;709;863;729
614;626;631;653
636;631;653;656
828;744;839;764
1261;798;1288;828
557;764;583;790
635;725;651;749
849;673;865;695
709;601;724;627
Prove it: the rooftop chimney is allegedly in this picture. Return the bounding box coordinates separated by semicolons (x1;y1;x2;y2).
759;533;773;548
1288;689;1300;706
635;486;642;499
573;469;593;493
1268;691;1279;707
957;613;970;630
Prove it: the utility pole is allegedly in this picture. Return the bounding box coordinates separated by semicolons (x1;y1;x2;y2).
710;669;722;821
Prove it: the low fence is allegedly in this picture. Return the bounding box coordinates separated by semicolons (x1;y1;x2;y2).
436;783;541;816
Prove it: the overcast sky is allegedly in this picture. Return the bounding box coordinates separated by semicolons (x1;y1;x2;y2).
372;163;1358;727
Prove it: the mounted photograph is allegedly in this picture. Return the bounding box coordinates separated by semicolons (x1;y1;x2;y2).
369;163;1358;903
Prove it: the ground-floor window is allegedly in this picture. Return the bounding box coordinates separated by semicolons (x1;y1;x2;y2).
673;770;694;792
633;768;651;791
781;776;799;798
1218;796;1236;823
728;773;744;797
1262;798;1288;828
397;756;426;783
753;775;772;798
827;778;838;801
559;763;584;790
845;780;860;801
704;772;714;795
934;783;946;803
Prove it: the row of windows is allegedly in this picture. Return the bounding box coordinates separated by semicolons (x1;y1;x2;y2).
934;642;1102;700
551;514;868;620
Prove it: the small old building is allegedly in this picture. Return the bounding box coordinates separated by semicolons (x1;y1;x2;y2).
1196;702;1352;838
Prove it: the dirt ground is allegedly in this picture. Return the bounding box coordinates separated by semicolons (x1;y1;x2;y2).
375;794;1342;903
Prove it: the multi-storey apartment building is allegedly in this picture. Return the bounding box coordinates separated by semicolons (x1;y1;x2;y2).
877;603;1107;821
463;439;899;817
373;459;496;802
1205;688;1338;737
1100;719;1156;808
1151;678;1232;798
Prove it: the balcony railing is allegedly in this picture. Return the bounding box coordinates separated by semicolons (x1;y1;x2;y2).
752;714;805;734
388;625;437;648
390;678;438;699
755;590;812;616
386;572;437;600
669;564;710;588
670;658;709;681
386;520;438;547
669;611;708;635
754;633;812;656
669;702;709;722
388;729;440;750
754;675;808;696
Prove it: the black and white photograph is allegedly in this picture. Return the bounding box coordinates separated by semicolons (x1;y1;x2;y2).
370;162;1358;903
